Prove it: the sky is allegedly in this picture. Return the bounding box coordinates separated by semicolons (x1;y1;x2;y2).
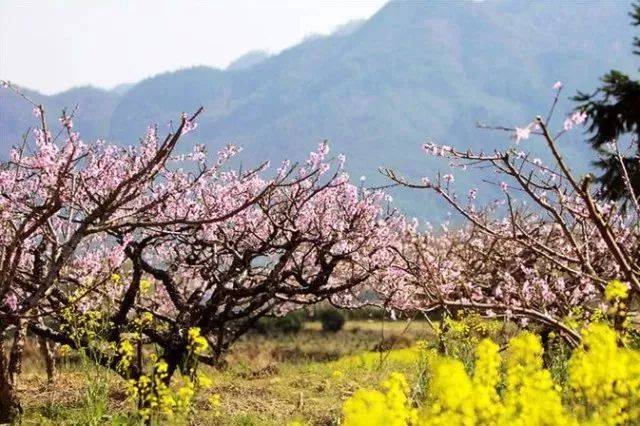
0;0;387;95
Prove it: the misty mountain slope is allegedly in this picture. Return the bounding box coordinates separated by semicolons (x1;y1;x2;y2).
227;50;271;71
1;0;637;217
0;85;119;149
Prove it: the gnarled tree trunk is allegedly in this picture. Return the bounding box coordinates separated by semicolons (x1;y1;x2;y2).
38;335;56;384
0;334;22;424
8;321;26;385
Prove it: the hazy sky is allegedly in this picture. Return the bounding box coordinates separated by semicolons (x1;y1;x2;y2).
0;0;387;95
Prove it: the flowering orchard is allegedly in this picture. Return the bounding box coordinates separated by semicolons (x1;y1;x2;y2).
380;83;640;346
357;82;640;424
0;82;403;422
1;77;640;423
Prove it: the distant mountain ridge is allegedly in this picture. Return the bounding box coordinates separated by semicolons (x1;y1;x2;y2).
227;50;271;71
1;0;638;218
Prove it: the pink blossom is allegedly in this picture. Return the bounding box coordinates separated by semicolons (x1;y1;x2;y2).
514;124;532;142
563;110;588;131
571;110;587;125
59;116;73;129
180;113;198;135
4;293;18;311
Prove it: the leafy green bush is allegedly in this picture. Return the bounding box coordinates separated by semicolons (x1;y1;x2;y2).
253;312;305;335
318;309;346;332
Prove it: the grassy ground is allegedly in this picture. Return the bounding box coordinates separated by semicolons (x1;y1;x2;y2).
18;320;437;425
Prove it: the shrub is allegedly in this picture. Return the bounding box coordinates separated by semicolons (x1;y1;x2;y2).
318;309;346;332
253;312;305;335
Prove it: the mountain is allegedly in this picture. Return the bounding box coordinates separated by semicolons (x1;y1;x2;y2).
0;85;118;146
112;83;136;95
331;19;365;37
227;50;271;71
1;0;638;218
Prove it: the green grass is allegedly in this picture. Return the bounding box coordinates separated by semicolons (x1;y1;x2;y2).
18;320;436;425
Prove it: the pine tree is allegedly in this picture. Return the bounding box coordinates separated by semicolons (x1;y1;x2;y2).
575;3;640;203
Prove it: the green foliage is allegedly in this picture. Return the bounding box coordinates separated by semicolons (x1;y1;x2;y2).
50;306;216;424
120;327;215;423
33;403;69;422
318;309;346;333
78;377;109;425
574;2;640;202
253;311;306;336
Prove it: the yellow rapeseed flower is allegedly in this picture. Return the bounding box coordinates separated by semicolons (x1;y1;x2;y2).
604;280;629;301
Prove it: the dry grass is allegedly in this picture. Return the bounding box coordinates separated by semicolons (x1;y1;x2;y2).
17;320;436;425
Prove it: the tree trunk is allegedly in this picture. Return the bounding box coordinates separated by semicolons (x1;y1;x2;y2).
38;335;56;383
0;335;22;424
8;321;26;385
